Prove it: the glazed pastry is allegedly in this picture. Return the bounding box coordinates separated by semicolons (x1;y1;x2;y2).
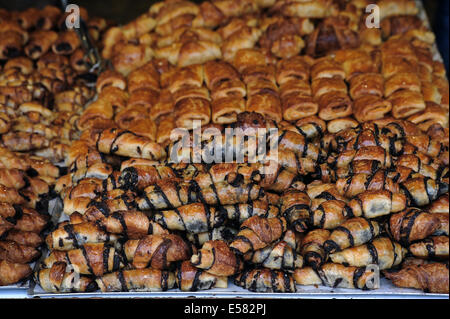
119;164;177;191
384;262;449;294
222;200;279;226
176;261;228;291
35;262;97;293
3;230;43;248
0;185;25;205
52;31;80;55
0;259;32;286
174;98;211;129
43;243;124;276
324;218;381;253
294;263;379;290
0;240;40;264
152;203;225;234
245;240;304;271
427;195;449;214
24;30;58;60
409;236;449;259
96;268;176;292
0;204;48;234
330;237;406;270
400;177;448;207
186;226;238;247
46;222;120;251
348;190;407;219
388;208;440;245
234;268;296;293
124;234;191;269
94;128;166;160
84;209;169;239
336;171;400;198
327;117;359;134
389;90;426;119
155;41;222;67
191;240;243;276
353;95;392;123
300;229;330;269
229;216;287;255
0;168;27;189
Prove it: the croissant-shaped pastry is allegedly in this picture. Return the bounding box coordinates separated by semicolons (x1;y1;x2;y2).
234;268;297;293
25;30;58;60
306;18;359;57
186;226;238;248
191;240;243;276
0;259;32;286
0;240;40;264
153;203;225;234
94;128;166;160
427;195;449;214
176;260;228;291
333;146;393;169
0;204;48;234
112;43;153;76
384;262;449;294
222;200;280;226
193;181;263;207
44;243;124;276
401;177;448;207
155;41;222;68
1;131;49;152
136;179;194;211
300;229;330;269
409;236;449;259
3;229;43;248
124;234;191;269
324;217;381;254
294;263;378;290
229;216;287;255
0;168;27;190
0;185;25;205
83;209;168;239
388;208;440;246
432;213;449;236
348;190;407;219
35;262;97;293
118;165;177;191
52;31;80;55
36;5;62;30
0;30;23;60
330;237;406;270
96;268;176;292
46;222;120;251
336;171;399;198
245;240;303;271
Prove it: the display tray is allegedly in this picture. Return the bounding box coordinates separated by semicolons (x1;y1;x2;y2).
1;0;447;300
28;278;448;299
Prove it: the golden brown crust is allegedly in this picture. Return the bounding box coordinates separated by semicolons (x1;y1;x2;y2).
124;234;191;269
191;240;243;276
384;262;449;293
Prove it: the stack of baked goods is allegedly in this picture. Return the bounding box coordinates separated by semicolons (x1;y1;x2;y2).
0;5;112;287
3;0;449;294
0;5;111;164
0;146;62;286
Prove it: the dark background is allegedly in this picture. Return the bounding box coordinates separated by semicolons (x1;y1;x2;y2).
1;0;449;71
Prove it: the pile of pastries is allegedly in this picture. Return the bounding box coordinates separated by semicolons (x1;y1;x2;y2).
1;0;449;295
0;5;110;286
